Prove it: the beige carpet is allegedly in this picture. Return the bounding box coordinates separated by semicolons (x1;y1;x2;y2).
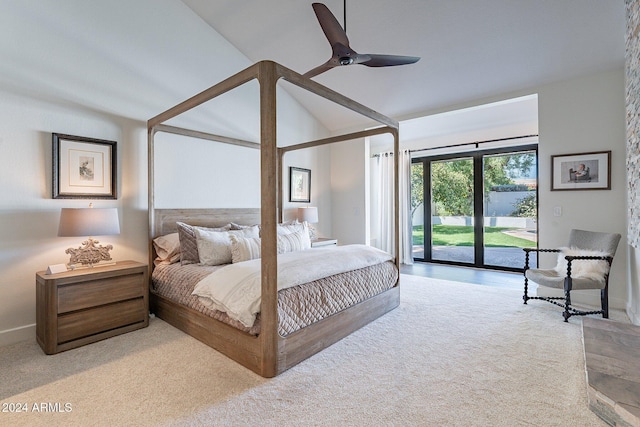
0;274;609;426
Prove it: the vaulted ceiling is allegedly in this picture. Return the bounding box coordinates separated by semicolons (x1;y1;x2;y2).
183;0;626;132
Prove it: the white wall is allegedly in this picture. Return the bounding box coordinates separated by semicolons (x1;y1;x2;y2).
330;140;368;245
537;68;627;309
0;0;330;347
281;146;333;238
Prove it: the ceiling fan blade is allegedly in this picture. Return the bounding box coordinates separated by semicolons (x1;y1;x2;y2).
312;3;350;48
362;54;421;68
303;60;335;79
351;53;372;64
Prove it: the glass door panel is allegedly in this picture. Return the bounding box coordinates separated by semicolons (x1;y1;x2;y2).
431;157;475;264
482;151;538;269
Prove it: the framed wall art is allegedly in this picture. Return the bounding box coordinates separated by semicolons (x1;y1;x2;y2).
52;133;117;199
551;150;611;191
289;167;311;203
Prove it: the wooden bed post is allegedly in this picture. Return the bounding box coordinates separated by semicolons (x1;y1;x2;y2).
147;126;155;271
393;127;401;273
277;148;284;223
258;61;279;377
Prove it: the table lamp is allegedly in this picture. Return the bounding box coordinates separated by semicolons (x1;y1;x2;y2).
297;206;318;224
58;204;120;268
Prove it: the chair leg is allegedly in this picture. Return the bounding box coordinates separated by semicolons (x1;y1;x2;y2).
563;289;571;322
523;276;529;304
601;288;609;319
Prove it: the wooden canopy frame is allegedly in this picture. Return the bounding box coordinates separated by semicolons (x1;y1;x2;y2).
148;60;400;377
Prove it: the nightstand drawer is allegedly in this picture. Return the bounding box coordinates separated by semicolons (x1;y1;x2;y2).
57;298;146;344
58;271;145;314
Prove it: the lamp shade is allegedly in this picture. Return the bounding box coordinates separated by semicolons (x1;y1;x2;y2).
58;208;120;237
297;206;318;224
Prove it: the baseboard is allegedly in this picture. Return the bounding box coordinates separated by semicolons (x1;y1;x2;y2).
0;324;35;347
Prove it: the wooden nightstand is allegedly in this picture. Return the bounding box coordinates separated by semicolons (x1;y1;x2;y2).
36;260;148;355
311;238;338;248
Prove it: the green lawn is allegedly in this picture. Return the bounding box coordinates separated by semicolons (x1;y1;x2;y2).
412;225;534;248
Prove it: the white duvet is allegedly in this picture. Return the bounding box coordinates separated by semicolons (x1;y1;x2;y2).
192;244;393;327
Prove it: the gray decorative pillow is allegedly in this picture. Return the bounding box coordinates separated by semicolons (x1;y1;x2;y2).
176;222;232;265
195;225;260;266
176;222;199;265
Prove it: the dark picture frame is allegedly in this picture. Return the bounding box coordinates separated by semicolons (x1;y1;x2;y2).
551;150;611;191
289;167;311;203
52;133;117;199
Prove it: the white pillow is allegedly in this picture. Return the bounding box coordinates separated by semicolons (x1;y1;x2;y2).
277;229;311;254
195;225;259;266
277;220;307;236
229;229;312;262
554;247;609;282
230;235;262;263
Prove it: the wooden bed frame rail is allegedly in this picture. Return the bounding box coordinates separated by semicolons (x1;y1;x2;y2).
148;61;400;377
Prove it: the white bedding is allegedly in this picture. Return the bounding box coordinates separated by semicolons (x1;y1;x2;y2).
192;244;393;327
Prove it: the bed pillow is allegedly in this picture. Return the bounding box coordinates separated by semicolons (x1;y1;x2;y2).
229;222;258;230
306;221;318;240
277;219;318;239
554;247;610;281
277;220;305;235
230;235;262;263
277;229;311;254
195;225;260;266
229;229;312;263
176;222;232;265
152;232;181;266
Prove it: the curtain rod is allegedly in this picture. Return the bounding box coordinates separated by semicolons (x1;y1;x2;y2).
409;134;538;154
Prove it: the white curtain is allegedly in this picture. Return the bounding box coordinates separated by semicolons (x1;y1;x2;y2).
371;149;413;265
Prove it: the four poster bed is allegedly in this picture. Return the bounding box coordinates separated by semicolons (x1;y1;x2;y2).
147;61;400;377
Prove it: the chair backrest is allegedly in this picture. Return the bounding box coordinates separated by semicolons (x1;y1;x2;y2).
567;229;621;257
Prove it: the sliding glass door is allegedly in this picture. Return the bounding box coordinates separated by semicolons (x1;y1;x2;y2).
482;151;538;269
430;157;475;264
411;145;538;271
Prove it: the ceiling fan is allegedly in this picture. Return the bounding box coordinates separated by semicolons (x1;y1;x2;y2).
303;2;420;78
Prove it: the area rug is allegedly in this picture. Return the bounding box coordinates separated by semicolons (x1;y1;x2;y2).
0;274;607;426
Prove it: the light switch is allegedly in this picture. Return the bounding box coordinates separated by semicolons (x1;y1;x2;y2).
553;206;562;217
